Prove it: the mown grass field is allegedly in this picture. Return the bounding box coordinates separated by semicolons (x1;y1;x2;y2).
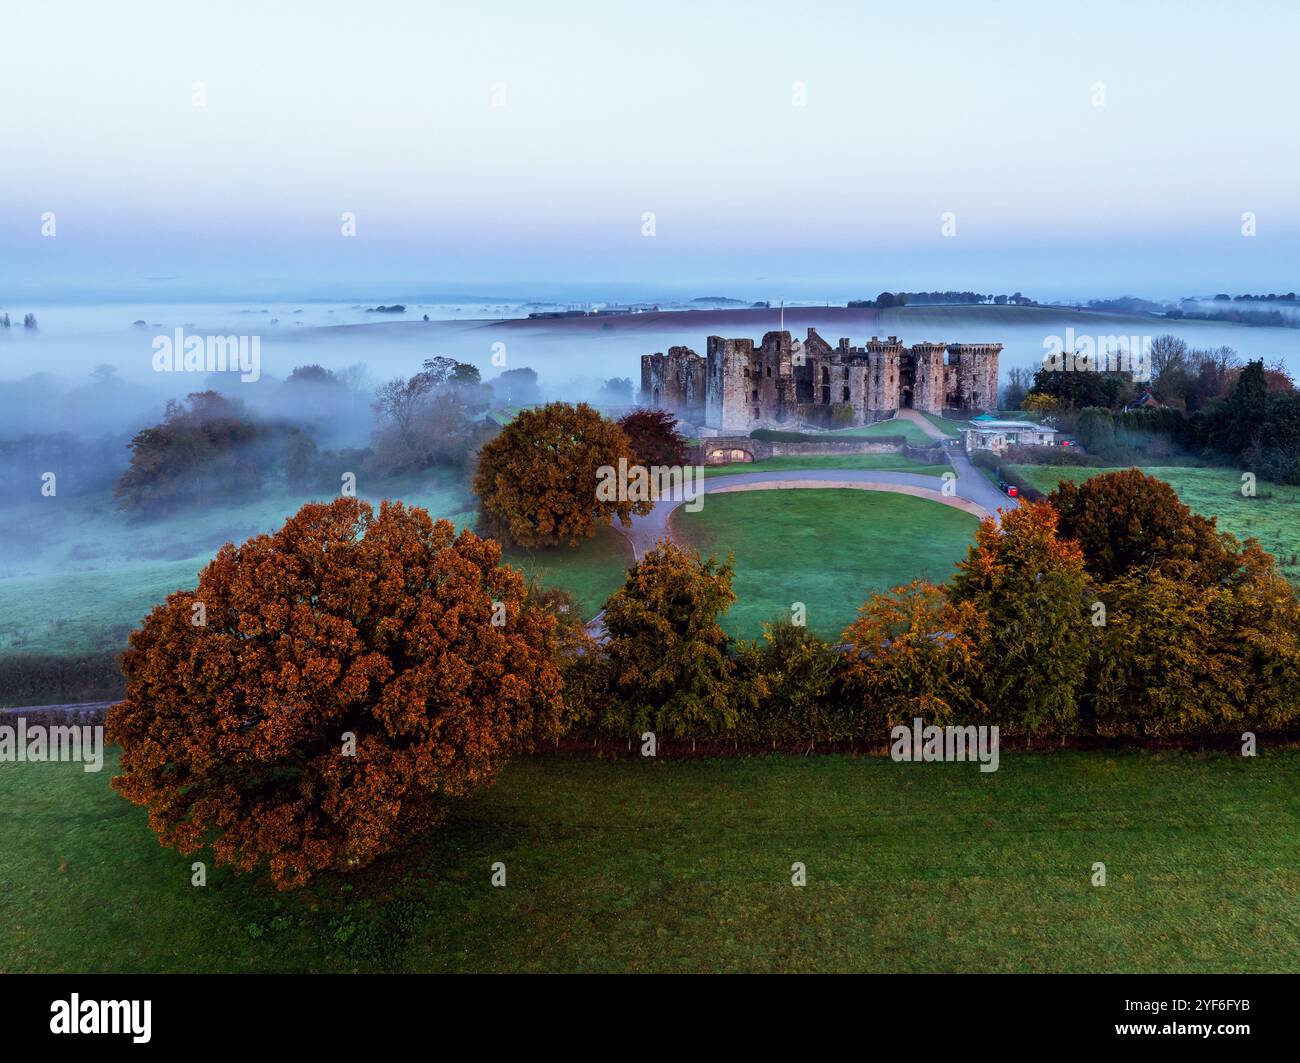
501;526;632;618
825;419;936;445
921;412;969;436
703;453;947;478
0;472;637;667
3;749;1295;973
0;473;476;658
1014;465;1300;583
673;488;978;639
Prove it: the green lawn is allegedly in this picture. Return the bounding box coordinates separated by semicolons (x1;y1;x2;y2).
0;473;477;658
921;412;969;436
825;419;936;445
3;749;1295;973
673;488;978;639
501;526;633;618
703;454;947;478
1013;465;1300;584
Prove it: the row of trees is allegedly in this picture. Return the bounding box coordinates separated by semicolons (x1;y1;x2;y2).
109;471;1300;888
113;359;623;512
1013;337;1300;482
566;471;1300;742
848;291;1036;308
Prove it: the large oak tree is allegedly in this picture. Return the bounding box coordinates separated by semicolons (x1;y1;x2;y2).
474;402;651;547
107;498;563;889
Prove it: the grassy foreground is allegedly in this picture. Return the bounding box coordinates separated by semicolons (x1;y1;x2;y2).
2;749;1296;973
674;488;978;638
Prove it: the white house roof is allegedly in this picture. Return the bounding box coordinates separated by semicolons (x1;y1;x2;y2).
966;420;1057;433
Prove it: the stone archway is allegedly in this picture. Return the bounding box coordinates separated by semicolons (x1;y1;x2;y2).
707;447;754;465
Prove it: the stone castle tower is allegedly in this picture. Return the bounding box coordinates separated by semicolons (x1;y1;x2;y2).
641;328;1000;432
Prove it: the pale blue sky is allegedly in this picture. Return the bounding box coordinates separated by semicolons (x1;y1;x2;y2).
2;0;1297;301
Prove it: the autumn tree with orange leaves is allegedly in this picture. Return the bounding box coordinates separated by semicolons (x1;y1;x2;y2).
107;498;563;889
1048;468;1238;585
473;402;652;547
840;581;987;734
1058;470;1300;735
949;502;1090;736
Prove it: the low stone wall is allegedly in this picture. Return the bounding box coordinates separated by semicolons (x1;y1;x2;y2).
689;436;944;466
0;701;113;726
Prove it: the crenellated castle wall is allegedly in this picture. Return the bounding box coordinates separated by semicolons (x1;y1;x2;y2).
640;328;1000;431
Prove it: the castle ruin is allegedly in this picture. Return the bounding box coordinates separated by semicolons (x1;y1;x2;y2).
640;328;1000;432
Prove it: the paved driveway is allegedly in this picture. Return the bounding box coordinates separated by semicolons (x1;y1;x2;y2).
617;452;1016;558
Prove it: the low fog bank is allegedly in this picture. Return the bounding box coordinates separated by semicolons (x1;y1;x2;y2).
3;301;1299;528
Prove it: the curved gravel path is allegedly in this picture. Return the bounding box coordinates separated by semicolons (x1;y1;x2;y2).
617;451;1015;559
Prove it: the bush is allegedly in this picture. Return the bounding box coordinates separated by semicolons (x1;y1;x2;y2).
1085;554;1300;736
949;503;1090;736
618;408;688;467
734;621;845;745
600;539;737;738
1075;406;1116;456
839;582;987;736
0;652;124;708
1001;445;1097;467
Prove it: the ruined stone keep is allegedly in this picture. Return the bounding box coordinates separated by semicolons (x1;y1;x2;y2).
640;328;1001;432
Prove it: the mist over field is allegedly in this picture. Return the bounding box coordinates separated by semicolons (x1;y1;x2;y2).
3;298;1298;436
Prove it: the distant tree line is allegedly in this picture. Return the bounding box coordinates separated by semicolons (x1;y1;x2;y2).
1016;338;1300;483
848;291;1037;309
1166;305;1296;328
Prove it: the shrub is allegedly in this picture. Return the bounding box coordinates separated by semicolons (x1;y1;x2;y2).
618;407;688;467
949;503;1090;736
1049;469;1238;585
734;621;845;745
600;539;736;738
0;652;124;708
830;403;857;426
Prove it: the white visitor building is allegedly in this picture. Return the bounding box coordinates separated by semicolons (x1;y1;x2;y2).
963;413;1059;454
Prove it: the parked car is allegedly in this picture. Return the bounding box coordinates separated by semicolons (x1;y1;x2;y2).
1005;484;1019;497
